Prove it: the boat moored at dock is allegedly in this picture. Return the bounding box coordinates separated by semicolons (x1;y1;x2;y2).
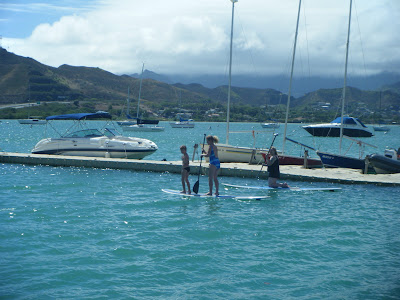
31;112;158;159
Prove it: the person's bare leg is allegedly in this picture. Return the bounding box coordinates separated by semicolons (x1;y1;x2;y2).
206;165;215;195
181;170;186;193
214;168;219;195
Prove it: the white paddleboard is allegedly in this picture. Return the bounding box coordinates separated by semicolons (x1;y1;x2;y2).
222;183;341;192
162;189;269;200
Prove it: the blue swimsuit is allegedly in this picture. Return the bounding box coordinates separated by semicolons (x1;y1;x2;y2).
209;146;220;169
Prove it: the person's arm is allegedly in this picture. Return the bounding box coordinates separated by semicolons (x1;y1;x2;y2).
202;146;211;157
266;155;277;166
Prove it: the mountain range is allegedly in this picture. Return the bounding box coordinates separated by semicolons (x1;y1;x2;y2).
1;48;400;117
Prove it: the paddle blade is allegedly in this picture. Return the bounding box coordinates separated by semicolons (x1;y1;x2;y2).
193;181;199;194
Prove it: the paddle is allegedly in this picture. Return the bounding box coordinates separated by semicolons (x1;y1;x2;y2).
257;133;279;178
193;134;206;194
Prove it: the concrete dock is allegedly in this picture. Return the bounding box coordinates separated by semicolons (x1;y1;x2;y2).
1;152;399;186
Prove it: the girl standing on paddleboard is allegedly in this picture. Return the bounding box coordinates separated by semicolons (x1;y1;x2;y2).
180;145;191;194
265;147;289;188
202;135;220;195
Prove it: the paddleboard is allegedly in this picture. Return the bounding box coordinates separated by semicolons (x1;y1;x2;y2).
222;183;341;192
162;189;269;200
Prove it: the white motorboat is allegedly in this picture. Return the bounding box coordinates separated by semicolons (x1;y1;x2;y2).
169;119;195;128
261;122;280;129
302;116;373;137
122;124;164;132
32;112;158;159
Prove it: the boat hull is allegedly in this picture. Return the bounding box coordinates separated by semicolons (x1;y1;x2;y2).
367;154;400;174
203;144;265;164
317;150;366;169
32;136;158;159
122;125;164;132
204;144;322;166
18;119;46;125
278;154;322;167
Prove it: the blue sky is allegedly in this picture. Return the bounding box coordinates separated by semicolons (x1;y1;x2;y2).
1;0;399;78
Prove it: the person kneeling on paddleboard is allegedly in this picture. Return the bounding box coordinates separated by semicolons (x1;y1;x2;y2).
265;147;289;188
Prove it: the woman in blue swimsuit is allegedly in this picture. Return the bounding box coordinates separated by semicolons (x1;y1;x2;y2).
202;135;220;195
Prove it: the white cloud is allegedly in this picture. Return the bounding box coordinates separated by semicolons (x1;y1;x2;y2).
2;0;400;77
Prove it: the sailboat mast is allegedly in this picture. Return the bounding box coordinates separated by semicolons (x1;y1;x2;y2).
127;86;130;116
282;0;301;154
226;0;237;145
339;0;352;154
136;63;145;119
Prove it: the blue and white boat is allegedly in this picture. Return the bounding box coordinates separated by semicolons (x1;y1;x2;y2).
302;116;373;137
32;112;158;159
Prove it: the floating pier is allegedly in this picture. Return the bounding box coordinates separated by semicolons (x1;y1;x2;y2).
1;152;399;186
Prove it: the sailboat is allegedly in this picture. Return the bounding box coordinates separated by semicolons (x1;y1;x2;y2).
18;85;46;125
316;0;376;170
122;63;164;132
372;91;390;132
117;87;137;126
169;90;195;128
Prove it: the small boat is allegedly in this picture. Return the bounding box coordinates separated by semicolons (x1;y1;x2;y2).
373;125;390;132
169;118;195;128
18;118;46;125
261;122;280;129
302;116;373;137
122;123;164;132
32;112;158;159
366;149;400;174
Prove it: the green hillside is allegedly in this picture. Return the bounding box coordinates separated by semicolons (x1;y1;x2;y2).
1;48;399;123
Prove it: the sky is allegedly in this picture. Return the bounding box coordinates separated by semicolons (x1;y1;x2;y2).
1;0;400;78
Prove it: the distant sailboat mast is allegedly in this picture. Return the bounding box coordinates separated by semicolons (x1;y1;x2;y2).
226;0;238;145
282;0;301;154
136;63;145;119
126;86;130;117
339;0;353;154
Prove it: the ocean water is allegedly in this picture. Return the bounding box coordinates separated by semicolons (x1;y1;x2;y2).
1;120;400;299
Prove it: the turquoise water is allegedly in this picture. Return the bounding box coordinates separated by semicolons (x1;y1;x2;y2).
1;120;400;299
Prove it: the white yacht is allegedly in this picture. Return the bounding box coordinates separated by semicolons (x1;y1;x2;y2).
32;112;158;159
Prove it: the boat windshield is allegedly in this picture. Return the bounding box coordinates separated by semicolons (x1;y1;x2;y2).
104;128;118;137
355;118;367;128
63;129;103;138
